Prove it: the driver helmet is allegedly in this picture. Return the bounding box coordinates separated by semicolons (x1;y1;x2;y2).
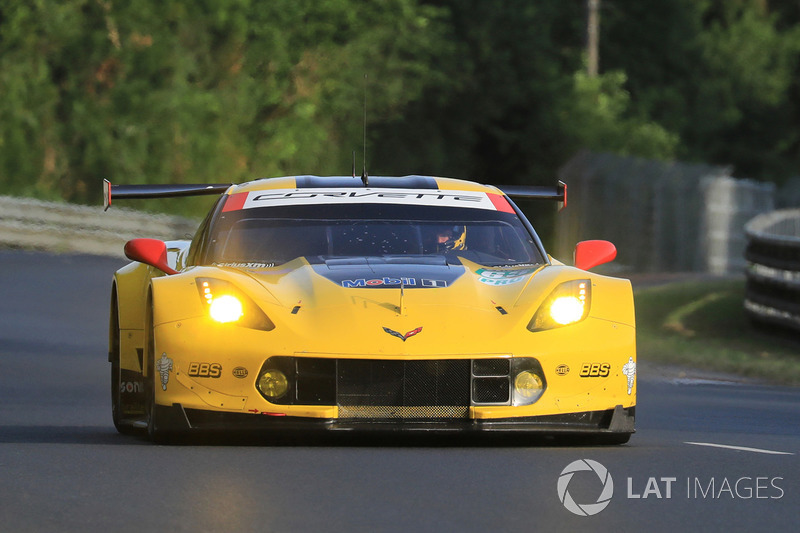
435;225;467;252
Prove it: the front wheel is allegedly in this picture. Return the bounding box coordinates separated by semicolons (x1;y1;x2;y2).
110;296;143;436
144;296;179;444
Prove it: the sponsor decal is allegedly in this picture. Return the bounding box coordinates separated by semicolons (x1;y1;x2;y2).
314;262;463;289
341;277;448;289
120;381;144;393
555;364;570;376
497;263;540;269
558;459;614;516
213;262;275;269
187;362;222;378
383;326;423;341
476;267;536;286
342;277;415;288
229;188;505;211
622;356;636;395
233;367;249;379
579;363;610;378
155;353;173;391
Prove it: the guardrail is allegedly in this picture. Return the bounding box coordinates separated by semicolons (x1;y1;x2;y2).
0;195;197;257
743;209;800;332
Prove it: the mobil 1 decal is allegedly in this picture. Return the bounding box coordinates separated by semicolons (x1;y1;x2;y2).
312;262;464;289
341;277;449;288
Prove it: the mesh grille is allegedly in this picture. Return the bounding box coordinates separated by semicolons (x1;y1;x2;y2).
472;377;510;404
338;405;469;419
337;359;471;408
472;358;510;376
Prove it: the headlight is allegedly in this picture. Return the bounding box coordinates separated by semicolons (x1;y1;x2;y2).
549;296;585;325
528;280;591;331
196;278;275;330
257;369;289;399
209;295;244;323
512;358;546;406
514;371;544;399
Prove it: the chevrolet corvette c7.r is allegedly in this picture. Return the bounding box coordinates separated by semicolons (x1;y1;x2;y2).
105;175;635;443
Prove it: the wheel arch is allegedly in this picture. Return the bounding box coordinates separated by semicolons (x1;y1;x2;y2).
113;261;157;374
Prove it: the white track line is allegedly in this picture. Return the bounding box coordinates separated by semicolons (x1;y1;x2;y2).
685;442;794;455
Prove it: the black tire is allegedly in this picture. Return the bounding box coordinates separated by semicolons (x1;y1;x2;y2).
110;295;141;436
144;295;178;444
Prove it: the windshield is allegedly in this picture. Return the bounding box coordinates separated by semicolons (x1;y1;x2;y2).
204;202;543;267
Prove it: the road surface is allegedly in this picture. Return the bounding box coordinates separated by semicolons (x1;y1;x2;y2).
1;250;798;531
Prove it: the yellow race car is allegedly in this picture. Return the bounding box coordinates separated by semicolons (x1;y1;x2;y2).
105;175;635;444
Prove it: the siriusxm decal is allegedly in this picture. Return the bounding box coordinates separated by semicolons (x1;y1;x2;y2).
341;277;447;288
476;267;537;286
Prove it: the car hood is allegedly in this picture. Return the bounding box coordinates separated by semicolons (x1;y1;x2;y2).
201;257;559;354
155;256;630;354
235;256;548;313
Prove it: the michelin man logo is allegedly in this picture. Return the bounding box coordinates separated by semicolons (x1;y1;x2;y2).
622;357;636;395
557;459;614;516
155;352;173;391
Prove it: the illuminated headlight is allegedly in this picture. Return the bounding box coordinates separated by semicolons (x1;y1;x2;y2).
196;278;275;331
528;280;591;331
258;369;289;399
209;295;244;323
550;296;585;325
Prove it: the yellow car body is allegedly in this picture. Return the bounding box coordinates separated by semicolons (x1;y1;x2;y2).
108;176;635;443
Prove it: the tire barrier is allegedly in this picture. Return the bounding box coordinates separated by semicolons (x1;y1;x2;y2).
0;195;197;257
744;209;800;332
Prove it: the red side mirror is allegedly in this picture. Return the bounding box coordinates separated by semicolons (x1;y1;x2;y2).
124;238;178;275
574;240;617;271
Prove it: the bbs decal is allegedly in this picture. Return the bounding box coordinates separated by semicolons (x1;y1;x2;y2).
188;362;222;378
579;363;610;378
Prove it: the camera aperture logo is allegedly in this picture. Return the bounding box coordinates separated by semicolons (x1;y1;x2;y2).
557;459;614;516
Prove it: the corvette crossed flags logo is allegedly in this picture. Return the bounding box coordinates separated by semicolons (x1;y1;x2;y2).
382;327;423;341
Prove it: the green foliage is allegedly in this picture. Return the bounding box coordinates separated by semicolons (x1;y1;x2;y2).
602;0;800;180
2;0;800;216
563;69;678;160
371;0;586;183
0;0;451;215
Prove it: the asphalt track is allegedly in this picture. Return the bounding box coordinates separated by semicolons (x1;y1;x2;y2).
1;250;799;532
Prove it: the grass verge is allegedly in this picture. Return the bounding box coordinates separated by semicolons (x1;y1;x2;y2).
635;279;800;385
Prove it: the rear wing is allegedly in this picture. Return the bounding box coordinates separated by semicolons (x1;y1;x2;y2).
498;181;567;210
103;178;566;210
103;179;230;210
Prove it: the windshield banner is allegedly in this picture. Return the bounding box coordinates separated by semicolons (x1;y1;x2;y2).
223;189;514;213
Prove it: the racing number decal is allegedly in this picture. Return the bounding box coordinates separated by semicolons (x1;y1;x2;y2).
188;362;222;378
579;363;610;378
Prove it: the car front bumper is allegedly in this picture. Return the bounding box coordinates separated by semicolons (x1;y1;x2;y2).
153;402;635;440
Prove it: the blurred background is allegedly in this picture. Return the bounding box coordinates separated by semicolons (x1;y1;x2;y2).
2;0;800;261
